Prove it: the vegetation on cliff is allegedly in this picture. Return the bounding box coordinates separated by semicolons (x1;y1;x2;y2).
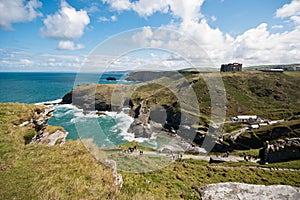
61;71;300;151
1;103;300;199
0;103;117;199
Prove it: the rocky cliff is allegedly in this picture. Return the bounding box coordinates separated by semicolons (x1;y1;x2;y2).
20;105;67;146
60;71;300;154
259;138;300;163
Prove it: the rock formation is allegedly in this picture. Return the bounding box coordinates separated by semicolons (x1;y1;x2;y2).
20;105;67;146
198;182;300;200
259;138;300;163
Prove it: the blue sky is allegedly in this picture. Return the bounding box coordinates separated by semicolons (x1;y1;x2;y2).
0;0;299;72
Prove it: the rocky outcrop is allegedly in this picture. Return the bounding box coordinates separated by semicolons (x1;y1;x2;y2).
259;138;300;163
61;84;121;111
127;120;152;138
198;182;300;200
20;105;67;146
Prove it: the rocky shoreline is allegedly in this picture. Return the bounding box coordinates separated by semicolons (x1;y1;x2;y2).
61;91;205;153
20;100;67;146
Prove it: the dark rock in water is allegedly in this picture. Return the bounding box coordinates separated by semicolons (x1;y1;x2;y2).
127;120;152;138
106;76;117;81
96;111;107;116
61;91;72;104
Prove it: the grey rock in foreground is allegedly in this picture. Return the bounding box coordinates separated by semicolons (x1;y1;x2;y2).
198;182;300;200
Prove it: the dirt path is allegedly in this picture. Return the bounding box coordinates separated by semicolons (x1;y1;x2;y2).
120;150;299;171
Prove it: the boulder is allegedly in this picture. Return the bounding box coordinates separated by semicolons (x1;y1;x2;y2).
127;120;152;138
198;182;300;200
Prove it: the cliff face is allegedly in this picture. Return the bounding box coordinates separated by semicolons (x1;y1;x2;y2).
61;71;300;153
259;138;300;163
61;84;117;111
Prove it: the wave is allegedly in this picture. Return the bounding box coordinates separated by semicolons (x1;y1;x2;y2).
50;104;161;146
35;98;62;105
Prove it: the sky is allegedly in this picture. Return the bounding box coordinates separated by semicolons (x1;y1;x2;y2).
0;0;299;72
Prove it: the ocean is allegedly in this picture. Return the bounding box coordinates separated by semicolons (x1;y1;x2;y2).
0;72;148;148
0;72;128;103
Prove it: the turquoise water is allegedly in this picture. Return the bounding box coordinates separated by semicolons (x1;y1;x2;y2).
0;72;142;147
48;104;138;147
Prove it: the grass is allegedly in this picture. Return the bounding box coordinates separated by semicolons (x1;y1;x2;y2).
0;103;117;199
266;159;300;169
0;102;300;199
116;141;156;152
120;159;300;199
223;122;244;133
44;125;66;134
231;149;261;157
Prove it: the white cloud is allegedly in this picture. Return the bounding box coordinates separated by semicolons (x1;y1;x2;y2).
111;15;117;21
41;1;90;40
276;0;300;18
0;0;42;30
211;16;217;22
271;25;283;29
99;17;110;22
102;0;131;11
168;0;204;23
117;0;300;67
129;20;300;68
103;0;204;22
87;5;100;13
131;0;170;17
57;41;85;50
98;15;117;22
0;49;85;71
20;59;33;65
276;0;300;28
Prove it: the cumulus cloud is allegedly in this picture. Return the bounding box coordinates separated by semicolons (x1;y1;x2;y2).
41;1;90;40
103;0;204;22
131;0;170;17
102;0;131;11
57;41;85;50
276;0;300;18
0;0;42;30
276;0;300;27
40;1;89;50
168;0;204;23
130;20;300;68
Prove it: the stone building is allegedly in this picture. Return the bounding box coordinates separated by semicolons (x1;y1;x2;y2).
220;63;242;72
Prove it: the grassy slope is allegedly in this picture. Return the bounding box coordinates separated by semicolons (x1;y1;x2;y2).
64;71;300;149
65;71;300;122
1;103;300;199
121;159;300;200
220;71;300;119
0;103;116;199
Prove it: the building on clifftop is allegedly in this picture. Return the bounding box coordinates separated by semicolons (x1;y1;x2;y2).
220;63;242;72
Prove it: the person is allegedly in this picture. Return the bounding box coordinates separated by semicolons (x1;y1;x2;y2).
226;151;230;157
243;153;248;161
140;150;143;155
